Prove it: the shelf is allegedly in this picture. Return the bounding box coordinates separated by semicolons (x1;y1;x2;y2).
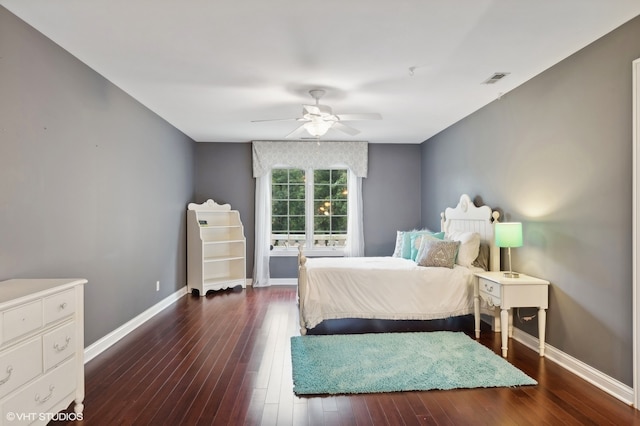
187;200;246;296
203;277;244;285
202;239;244;245
203;255;245;263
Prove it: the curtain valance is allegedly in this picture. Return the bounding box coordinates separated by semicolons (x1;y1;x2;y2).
252;141;368;178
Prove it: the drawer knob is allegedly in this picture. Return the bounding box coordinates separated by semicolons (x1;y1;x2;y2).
35;385;55;405
54;336;71;352
59;302;68;310
485;283;493;292
0;366;13;385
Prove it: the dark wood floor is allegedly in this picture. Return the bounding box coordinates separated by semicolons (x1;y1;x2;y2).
55;286;640;425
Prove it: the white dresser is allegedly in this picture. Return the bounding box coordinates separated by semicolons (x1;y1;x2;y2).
0;279;86;425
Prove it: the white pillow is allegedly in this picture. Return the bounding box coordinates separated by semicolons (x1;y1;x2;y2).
445;231;481;267
392;231;404;257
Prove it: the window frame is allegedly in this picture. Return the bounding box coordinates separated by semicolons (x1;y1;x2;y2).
270;167;348;257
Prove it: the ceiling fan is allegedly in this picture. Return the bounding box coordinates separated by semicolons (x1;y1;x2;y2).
252;89;382;138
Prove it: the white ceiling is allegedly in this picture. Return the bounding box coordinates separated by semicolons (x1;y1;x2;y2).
2;1;640;144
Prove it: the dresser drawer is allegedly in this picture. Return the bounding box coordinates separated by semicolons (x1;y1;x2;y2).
2;301;43;344
43;290;75;325
1;357;76;425
0;338;42;400
43;322;76;371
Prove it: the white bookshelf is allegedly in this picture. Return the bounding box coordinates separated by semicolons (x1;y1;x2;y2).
187;199;246;296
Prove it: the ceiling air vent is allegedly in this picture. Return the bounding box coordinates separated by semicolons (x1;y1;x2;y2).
483;72;510;84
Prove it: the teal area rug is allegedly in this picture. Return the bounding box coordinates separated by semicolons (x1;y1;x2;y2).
290;331;536;395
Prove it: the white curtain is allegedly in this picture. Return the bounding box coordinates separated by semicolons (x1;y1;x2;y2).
344;169;364;257
253;171;271;287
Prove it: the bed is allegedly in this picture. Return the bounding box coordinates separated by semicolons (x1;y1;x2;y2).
297;194;501;335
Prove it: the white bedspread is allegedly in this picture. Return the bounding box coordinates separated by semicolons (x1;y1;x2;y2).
299;256;482;331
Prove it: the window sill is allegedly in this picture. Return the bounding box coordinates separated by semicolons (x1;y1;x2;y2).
270;249;345;257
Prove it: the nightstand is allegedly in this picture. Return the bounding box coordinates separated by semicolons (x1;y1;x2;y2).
474;271;550;358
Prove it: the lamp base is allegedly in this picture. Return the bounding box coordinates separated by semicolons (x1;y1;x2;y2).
503;272;520;278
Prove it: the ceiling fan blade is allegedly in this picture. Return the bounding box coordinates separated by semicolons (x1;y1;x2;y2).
303;105;322;116
251;118;299;122
332;122;361;136
335;113;382;121
284;124;309;139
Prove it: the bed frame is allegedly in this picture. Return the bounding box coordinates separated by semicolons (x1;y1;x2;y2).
297;194;502;334
440;193;501;272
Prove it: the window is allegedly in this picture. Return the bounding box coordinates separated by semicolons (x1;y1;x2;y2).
271;168;348;253
271;169;306;247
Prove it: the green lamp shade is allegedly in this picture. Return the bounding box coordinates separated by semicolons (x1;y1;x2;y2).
494;222;523;248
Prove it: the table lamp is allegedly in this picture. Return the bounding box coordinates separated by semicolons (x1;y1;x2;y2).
494;222;523;278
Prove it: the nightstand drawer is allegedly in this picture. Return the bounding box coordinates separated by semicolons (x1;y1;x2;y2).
479;278;501;298
479;291;500;307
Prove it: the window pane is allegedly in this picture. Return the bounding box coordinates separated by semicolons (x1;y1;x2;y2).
314;169;331;183
332;216;347;232
290;216;305;232
314;185;330;199
331;169;347;184
332;200;347;215
314;200;331;215
272;184;288;199
290;169;305;183
271;216;288;232
289;200;305;215
332;185;348;199
314;216;330;232
272;169;288;183
272;200;288;216
290;184;305;200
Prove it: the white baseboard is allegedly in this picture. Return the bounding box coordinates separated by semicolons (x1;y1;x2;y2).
84;285;188;363
268;278;298;286
512;328;634;406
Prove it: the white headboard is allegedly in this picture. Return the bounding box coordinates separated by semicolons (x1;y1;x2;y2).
440;194;500;272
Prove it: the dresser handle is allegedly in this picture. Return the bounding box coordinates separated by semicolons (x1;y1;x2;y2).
54;336;71;352
485;284;493;292
0;366;13;385
59;302;68;310
35;385;55;404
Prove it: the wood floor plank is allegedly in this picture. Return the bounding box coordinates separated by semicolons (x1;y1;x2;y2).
52;286;640;425
349;395;373;426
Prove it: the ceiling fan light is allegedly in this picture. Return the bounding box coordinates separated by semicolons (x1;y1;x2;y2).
303;120;331;137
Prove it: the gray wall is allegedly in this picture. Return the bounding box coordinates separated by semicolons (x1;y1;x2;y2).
194;143;422;279
0;8;195;346
364;144;422;255
194;143;255;278
421;15;640;386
